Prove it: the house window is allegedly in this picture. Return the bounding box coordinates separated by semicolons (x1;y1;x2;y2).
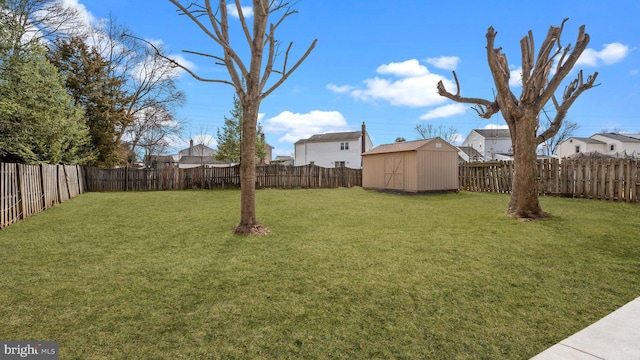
335;161;345;168
340;142;349;150
610;144;615;151
575;145;581;153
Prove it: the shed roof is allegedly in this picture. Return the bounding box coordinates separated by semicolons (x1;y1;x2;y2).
363;138;455;155
295;131;362;144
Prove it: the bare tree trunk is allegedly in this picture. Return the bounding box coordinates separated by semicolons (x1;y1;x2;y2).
507;116;547;219
234;99;268;235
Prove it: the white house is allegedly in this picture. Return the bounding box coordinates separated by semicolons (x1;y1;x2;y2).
294;123;373;168
461;129;512;161
557;133;640;159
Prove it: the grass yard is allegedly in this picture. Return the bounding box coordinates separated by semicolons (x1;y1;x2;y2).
1;188;639;359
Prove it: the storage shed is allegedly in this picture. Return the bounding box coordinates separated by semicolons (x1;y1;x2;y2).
362;137;459;193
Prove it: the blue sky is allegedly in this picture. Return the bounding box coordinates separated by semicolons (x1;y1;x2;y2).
73;0;638;157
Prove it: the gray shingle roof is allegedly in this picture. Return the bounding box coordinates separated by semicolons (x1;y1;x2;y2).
457;146;483;158
295;131;361;144
473;129;511;138
593;133;640;143
570;137;605;144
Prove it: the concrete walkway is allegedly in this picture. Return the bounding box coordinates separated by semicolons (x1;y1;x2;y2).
531;296;640;359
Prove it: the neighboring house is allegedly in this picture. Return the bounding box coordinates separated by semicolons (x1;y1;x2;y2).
457;146;484;163
362;137;458;193
272;155;294;166
178;140;216;158
461;129;512;161
557;133;640;159
261;135;274;165
294;123;373;168
178;156;229;169
144;155;176;169
173;140;226;168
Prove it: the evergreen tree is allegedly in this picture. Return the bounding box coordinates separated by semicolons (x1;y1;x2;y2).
48;37;133;167
216;95;266;165
0;44;90;164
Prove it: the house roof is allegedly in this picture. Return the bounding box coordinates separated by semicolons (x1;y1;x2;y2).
178;156;227;165
295;131;362;144
473;129;511;138
363;138;454;155
566;137;605;144
179;143;216;153
592;133;640;143
145;155;175;163
457;146;483;159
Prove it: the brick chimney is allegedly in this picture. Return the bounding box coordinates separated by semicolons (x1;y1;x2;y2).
361;122;366;154
189;139;193;156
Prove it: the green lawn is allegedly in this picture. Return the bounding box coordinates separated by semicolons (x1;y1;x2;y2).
1;188;638;359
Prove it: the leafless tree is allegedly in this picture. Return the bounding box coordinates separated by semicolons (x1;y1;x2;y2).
539;113;579;156
2;0;86;55
90;17;186;161
166;0;317;235
415;123;459;144
437;19;598;219
128;105;185;162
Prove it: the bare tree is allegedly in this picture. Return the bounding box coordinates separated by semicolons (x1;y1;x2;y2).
166;0;316;235
539;114;579;156
2;0;86;56
128;105;185;162
415;123;459;144
437;19;598;219
90;16;186;163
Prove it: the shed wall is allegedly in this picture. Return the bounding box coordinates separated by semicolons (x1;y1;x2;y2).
362;151;417;191
363;139;458;192
416;150;459;191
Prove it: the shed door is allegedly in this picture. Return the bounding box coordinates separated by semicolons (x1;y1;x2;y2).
384;157;404;190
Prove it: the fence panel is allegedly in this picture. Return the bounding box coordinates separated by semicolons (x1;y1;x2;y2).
84;164;361;192
459;158;639;203
1;163;20;228
0;163;85;229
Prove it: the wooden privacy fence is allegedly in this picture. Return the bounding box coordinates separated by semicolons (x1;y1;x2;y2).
459;158;640;202
85;164;362;192
1;163;86;228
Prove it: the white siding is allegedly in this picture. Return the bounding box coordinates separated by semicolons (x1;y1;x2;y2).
294;135;372;168
557;139;604;158
461;131;512;160
591;135;640;156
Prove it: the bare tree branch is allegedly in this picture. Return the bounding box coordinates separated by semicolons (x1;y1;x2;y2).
436;71;498;119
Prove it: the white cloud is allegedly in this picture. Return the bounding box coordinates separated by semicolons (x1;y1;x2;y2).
60;0;95;27
348;59;456;107
376;59;429;77
263;110;351;143
426;56;460;71
576;42;629;66
227;4;253;18
450;133;464;145
168;53;198;77
326;84;355;94
272;148;294;157
509;66;523;87
419;103;467;120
